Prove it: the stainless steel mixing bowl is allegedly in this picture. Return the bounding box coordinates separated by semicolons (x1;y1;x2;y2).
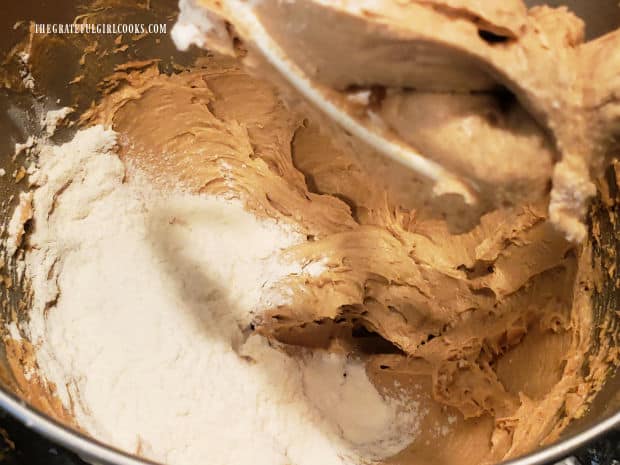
0;1;617;464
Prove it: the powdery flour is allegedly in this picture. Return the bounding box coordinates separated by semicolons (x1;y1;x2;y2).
14;125;422;465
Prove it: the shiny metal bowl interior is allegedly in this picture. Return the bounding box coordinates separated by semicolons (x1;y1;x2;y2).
0;1;618;464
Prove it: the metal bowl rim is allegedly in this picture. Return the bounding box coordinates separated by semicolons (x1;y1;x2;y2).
0;380;617;465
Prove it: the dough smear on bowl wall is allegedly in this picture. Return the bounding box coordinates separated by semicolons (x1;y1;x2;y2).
0;2;617;465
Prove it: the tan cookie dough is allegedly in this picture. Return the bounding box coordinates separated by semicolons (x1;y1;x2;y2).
78;56;609;465
178;0;620;242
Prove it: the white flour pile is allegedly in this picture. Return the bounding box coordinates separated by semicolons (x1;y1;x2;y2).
11;125;422;465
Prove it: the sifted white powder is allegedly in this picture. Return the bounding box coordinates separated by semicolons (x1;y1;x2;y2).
6;191;33;255
301;352;420;461
14;125;421;465
41;107;74;136
172;0;230;52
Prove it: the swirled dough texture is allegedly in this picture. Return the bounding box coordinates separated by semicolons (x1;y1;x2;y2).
80;57;607;465
183;0;620;243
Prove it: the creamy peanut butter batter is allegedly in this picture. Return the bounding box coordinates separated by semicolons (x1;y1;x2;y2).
184;0;620;242
75;55;611;465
